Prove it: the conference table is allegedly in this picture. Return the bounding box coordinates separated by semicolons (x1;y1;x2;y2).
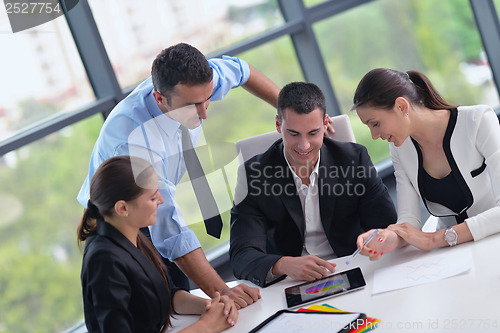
169;225;499;332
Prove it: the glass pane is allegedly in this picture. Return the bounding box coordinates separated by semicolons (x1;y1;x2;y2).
303;0;330;7
496;0;500;22
0;13;94;144
175;36;304;252
0;114;103;333
88;0;284;89
314;0;500;164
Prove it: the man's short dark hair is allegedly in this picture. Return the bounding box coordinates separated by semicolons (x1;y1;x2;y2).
151;43;213;100
277;82;326;121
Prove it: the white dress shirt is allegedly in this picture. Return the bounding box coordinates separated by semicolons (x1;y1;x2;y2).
283;151;335;259
266;149;336;283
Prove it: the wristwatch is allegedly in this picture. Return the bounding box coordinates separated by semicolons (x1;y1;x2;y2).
444;227;458;246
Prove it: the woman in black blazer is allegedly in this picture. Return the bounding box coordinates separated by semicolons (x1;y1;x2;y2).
77;156;237;333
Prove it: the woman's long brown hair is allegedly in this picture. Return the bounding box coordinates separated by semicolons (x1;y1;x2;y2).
353;68;457;111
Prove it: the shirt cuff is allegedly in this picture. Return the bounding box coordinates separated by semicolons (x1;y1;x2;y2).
222;55;251;85
265;266;281;284
152;227;202;261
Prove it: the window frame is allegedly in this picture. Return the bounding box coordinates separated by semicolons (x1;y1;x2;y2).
2;0;499;158
1;0;499;261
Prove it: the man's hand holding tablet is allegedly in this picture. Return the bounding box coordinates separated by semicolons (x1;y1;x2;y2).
284;267;366;308
272;255;337;281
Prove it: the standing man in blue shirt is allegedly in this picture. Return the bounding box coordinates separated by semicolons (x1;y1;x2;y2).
77;43;280;308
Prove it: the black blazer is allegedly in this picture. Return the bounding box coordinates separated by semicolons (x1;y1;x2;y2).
229;138;397;287
81;220;175;333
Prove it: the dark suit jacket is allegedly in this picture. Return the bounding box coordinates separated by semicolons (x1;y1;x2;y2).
81;220;176;333
229;138;397;287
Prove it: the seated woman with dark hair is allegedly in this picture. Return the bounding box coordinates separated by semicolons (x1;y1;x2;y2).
352;68;500;258
77;156;237;333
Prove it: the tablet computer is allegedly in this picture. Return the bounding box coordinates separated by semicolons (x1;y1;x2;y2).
284;267;366;308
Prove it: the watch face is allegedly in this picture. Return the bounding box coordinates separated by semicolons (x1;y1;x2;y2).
445;228;458;244
445;233;456;242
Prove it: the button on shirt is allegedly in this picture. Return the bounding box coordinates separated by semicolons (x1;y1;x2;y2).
266;150;335;283
283;151;335;259
77;56;251;261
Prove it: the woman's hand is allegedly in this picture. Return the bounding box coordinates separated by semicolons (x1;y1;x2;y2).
388;223;435;251
177;291;238;333
197;292;237;332
356;228;402;260
204;292;238;327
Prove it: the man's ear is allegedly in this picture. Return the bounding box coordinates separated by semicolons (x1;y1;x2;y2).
114;200;129;217
275;115;282;133
153;91;170;106
152;91;162;104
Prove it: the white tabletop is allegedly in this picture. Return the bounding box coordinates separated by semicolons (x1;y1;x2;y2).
169;231;500;333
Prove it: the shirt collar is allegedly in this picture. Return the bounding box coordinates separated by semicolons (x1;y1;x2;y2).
145;90;188;138
282;146;321;187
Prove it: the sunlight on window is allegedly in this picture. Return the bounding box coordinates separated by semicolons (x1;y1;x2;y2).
314;0;500;164
88;0;284;89
0;12;93;144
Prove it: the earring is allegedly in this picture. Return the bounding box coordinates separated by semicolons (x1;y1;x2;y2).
125;213;129;217
404;113;409;118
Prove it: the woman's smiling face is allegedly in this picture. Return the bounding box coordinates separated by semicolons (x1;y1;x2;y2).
356;103;410;147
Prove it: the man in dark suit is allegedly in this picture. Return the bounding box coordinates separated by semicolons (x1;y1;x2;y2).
229;82;397;287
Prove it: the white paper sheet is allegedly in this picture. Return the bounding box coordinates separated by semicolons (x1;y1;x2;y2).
372;247;473;295
255;312;360;333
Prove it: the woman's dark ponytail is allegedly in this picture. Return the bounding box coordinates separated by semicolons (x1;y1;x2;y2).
77;200;102;249
353;68;456;111
406;70;457;110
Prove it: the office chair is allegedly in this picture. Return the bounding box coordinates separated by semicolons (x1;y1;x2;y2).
235;114;356;164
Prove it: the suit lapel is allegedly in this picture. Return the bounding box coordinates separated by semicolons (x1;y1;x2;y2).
98;220;169;319
318;144;337;235
273;143;305;238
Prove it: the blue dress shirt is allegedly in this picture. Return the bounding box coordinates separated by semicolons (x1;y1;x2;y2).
77;55;250;260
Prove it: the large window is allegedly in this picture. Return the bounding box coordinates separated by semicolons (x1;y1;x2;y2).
1;1;500;332
88;0;284;90
0;13;93;144
314;0;500;164
0;114;102;332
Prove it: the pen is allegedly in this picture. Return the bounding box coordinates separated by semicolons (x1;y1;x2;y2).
345;229;379;265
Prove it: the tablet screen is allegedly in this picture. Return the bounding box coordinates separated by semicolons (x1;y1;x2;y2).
284;267;366;308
